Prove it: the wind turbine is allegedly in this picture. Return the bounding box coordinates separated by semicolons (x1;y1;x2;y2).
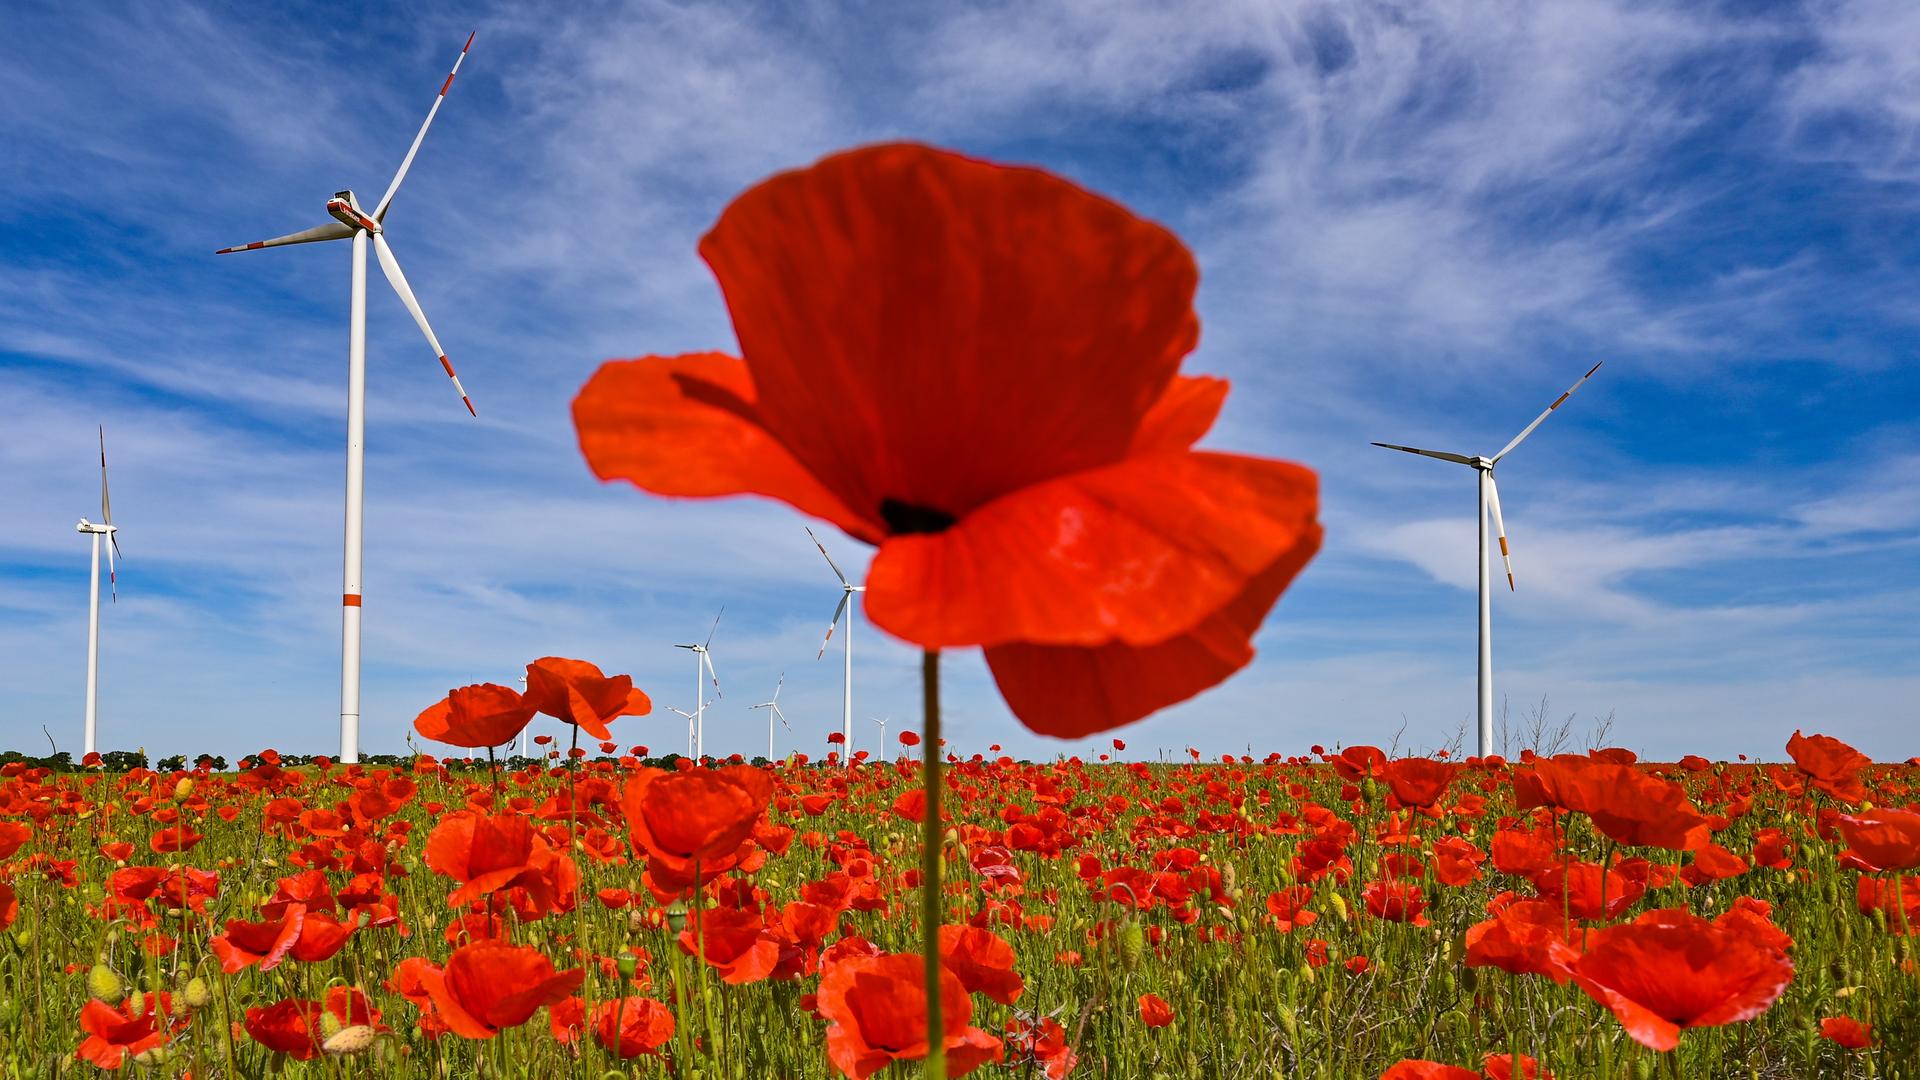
750;675;791;762
674;608;723;759
76;426;122;757
869;716;891;760
666;705;703;759
1372;362;1603;758
808;528;864;767
215;34;478;764
515;673;530;759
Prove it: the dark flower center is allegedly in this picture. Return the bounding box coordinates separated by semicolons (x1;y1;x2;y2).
880;498;957;536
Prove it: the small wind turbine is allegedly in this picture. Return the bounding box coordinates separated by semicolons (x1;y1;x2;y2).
750;675;791;762
808;528;864;767
674;608;724;759
515;673;530;759
869;716;891;760
666;705;702;759
215;35;479;763
76;426;123;757
1373;362;1604;758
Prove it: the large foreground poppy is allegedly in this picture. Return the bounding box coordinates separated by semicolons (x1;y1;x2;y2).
413;683;538;749
816;951;1003;1079
1554;906;1793;1051
522;657;652;742
623;764;773;878
419;942;584;1039
573;143;1320;737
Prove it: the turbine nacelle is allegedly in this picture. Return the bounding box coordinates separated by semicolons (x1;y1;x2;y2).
326;192;381;234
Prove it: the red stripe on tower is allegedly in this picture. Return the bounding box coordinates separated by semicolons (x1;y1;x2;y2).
343;594;362;607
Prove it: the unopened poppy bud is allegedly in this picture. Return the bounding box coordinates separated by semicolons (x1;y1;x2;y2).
1328;893;1350;921
87;964;125;1004
1277;1003;1298;1041
131;1046;169;1067
173;778;193;801
126;989;144;1015
184;977;212;1009
324;1024;377;1055
319;1010;345;1039
1119;922;1146;971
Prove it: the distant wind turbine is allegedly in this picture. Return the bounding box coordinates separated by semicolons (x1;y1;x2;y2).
76;426;123;757
1372;362;1604;758
808;528;864;766
869;716;891;759
674;608;724;759
214;34;479;763
750;675;791;762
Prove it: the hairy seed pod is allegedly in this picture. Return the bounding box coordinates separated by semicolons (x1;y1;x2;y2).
323;1025;378;1055
184;977;212;1010
87;964;125;1004
319;1009;345;1039
1119;922;1146;971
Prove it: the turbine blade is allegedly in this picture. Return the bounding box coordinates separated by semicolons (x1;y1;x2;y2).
98;426;111;525
215;220;354;254
1493;361;1604;463
106;529;118;603
806;526;851;586
818;593;850;659
704;606;724;649
703;651;721;696
1487;474;1515;591
1371;442;1475;466
372;233;475;416
774;703;790;730
373;32;475;221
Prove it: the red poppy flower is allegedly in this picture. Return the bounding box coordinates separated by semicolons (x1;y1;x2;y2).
1382;1062;1479;1080
1855;875;1920;931
1554;906;1793;1050
1431;836;1487;887
817;951;1003;1079
938;925;1024;1005
1138;992;1175;1028
1515;759;1710;851
1835;808;1920;872
622;765;773;877
0;883;16;933
148;826;203;854
244;999;325;1060
1465;899;1578;982
573;143;1320;738
422;810;558;907
1482;1053;1551;1080
413;683;537;749
1785;730;1871;804
1265;886;1318;932
420;941;584;1039
1820;1016;1874;1049
75;995;178;1070
1362;880;1429;925
522;657;651;741
290;910;355;964
1384;757;1455;808
899;731;921;747
210;906;306;973
680;906;781;985
1330;745;1388;782
593;997;675;1058
0;821;31;858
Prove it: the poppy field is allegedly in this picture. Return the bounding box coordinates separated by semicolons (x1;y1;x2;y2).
1;715;1916;1079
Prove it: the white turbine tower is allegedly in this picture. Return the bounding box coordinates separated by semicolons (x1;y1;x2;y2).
750;675;791;762
76;426;123;757
674;609;723;760
215;34;478;764
1373;362;1603;758
808;528;864;766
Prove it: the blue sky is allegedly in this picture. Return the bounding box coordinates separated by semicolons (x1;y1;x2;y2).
3;0;1917;763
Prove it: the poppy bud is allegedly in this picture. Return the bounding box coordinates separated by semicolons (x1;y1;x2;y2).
1119;922;1146;971
324;1024;378;1055
320;1009;345;1039
131;1046;169;1067
1277;1003;1298;1041
127;989;144;1015
174;778;194;801
1328;893;1350;922
87;963;124;1004
184;977;213;1009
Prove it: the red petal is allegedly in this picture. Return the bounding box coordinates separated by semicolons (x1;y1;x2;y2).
1128;375;1227;455
868;452;1318;649
574;351;880;542
700;143;1199;522
984;522;1321;736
